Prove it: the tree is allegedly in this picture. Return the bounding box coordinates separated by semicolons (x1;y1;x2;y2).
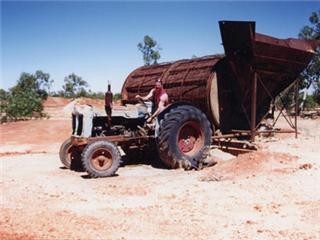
304;94;317;109
3;71;53;121
6;90;43;120
113;93;122;101
35;70;54;95
298;10;320;91
313;81;320;104
0;89;9;118
11;71;53;100
62;73;89;98
137;35;161;65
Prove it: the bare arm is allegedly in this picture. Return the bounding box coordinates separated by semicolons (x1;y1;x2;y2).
136;89;154;101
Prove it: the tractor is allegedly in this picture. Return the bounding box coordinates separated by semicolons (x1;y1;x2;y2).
59;21;319;177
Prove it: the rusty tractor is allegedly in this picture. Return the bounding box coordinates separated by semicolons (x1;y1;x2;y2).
59;21;319;177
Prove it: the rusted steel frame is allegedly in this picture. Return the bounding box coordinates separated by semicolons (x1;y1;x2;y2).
135;63;171;75
255;74;276;130
169;64;213;74
250;72;258;142
132;70;165;79
272;82;297;129
71;136;88;146
218;147;255;155
231;129;296;134
212;132;250;140
135;66;167;95
279;110;295;129
71;135;153;146
272;104;288;127
279;101;295;129
137;71;149;95
257;73;273;100
253;54;311;68
121;66;138;101
294;79;299;138
126;85;154;93
240;103;252;128
159;60;179;84
181;86;204;96
255;33;319;52
125;78;208;92
212;139;257;153
231;129;253;133
164;61;194;100
180;67;194;101
161;61;184;91
255;66;303;77
166;79;208;88
88;135;152;143
259;129;296;134
227;60;252;128
257;69;297;79
272;83;294;128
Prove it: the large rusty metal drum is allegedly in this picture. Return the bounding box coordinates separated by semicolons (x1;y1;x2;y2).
121;55;223;128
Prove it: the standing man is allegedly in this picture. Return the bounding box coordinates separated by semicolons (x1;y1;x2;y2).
105;83;113;126
135;79;169;123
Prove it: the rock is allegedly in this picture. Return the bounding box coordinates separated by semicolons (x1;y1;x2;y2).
209;148;235;162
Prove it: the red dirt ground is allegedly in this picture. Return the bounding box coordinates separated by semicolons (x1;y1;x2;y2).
1;97;319;239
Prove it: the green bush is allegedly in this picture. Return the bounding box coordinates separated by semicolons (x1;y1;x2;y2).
6;90;43;120
304;94;317;109
0;89;8;115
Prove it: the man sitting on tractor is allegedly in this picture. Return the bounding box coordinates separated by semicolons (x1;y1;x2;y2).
135;79;169;137
135;78;169;123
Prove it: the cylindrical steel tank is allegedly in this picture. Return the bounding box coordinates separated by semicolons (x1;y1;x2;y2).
121;55;223;128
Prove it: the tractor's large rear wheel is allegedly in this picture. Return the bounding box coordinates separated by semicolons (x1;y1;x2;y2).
59;138;82;170
158;105;212;169
81;140;121;178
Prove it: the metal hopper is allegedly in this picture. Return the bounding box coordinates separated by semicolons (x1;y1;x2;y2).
218;21;320;137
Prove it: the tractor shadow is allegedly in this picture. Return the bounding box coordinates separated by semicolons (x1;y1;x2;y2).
121;146;168;170
81;173;119;179
60;143;168;179
59;148;84;172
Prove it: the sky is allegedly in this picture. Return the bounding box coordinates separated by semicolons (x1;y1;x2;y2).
1;1;319;93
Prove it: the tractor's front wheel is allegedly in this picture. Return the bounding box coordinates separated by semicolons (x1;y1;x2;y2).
81;140;121;178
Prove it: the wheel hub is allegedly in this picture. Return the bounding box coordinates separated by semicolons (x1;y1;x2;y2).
91;149;113;171
178;136;196;152
178;121;203;155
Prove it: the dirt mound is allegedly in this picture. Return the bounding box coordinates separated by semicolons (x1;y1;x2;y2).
61;98;105;117
201;151;299;181
75;97;105;108
44;97;105;109
43;97;72;108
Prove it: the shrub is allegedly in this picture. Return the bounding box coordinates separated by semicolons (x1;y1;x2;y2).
6;90;43;120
